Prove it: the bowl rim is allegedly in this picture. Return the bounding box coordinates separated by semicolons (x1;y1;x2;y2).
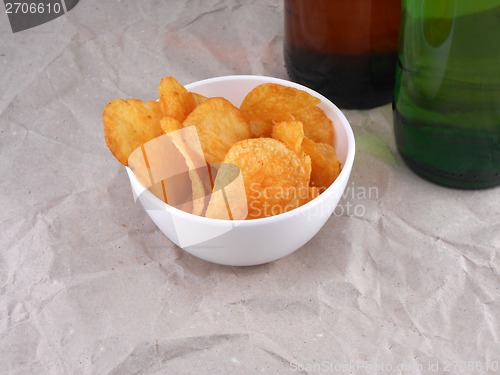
127;74;356;227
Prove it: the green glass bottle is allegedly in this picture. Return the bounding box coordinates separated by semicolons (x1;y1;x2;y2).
393;0;500;189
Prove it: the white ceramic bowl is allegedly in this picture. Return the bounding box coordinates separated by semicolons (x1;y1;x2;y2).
126;75;355;266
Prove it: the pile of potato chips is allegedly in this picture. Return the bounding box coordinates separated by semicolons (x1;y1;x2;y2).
103;76;341;220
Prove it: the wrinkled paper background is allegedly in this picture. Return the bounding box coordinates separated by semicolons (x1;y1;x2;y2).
1;1;499;374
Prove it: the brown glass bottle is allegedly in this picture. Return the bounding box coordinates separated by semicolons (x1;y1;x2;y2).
284;0;401;109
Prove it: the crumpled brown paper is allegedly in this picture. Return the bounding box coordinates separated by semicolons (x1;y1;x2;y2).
1;1;499;374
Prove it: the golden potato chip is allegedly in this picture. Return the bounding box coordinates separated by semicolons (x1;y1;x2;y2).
309;186;320;200
103;99;163;165
160;116;183;134
149;182;168;203
205;190;231;220
205;162;248;220
301;137;341;191
240;83;321;137
271;121;305;154
127;145;151;188
158;76;195;122
223;138;311;219
298;186;321;206
292;106;335;146
167;126;211;216
183;97;252;164
191;92;208;106
129;128;209;216
130;133;194;213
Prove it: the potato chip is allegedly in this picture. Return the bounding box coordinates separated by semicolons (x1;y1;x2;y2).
309;186;320;200
131;133;194;213
205;162;248;220
103;99;163;165
223;138;311;219
149;182;168;203
298;186;322;206
127;145;151;189
301;137;341;191
240;83;321;137
158;76;196;122
292;106;335;146
191;92;208;106
129;128;209;216
160;116;183;134
271;121;305;154
167;126;211;216
205;190;231;220
183;97;252;164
